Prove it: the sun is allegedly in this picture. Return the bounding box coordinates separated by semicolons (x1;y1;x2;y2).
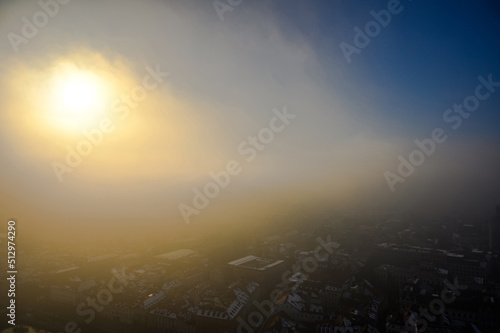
55;72;99;113
47;63;114;131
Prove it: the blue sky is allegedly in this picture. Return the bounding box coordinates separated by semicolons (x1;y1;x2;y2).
271;0;500;138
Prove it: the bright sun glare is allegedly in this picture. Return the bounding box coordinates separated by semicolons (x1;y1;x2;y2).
47;63;113;131
56;73;99;113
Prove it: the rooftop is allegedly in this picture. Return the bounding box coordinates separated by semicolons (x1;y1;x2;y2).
227;255;284;271
155;249;198;261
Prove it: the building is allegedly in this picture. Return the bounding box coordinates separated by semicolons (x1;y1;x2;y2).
489;204;500;251
49;279;97;305
227;255;286;292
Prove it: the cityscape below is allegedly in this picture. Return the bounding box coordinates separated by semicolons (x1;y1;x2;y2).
1;205;500;332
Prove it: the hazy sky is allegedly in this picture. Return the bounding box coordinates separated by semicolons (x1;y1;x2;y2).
1;0;499;234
